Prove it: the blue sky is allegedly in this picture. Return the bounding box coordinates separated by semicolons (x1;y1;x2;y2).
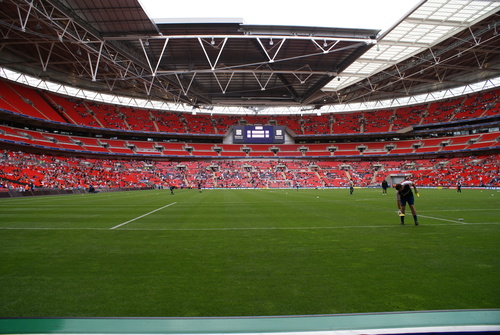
139;0;422;33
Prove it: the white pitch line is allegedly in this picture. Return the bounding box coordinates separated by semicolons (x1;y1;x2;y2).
1;222;499;231
419;214;466;224
423;208;500;212
110;202;177;230
0;227;109;230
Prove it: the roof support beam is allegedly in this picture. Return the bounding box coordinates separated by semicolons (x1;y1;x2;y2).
252;67;274;91
15;0;33;32
35;42;55;72
140;37;169;77
175;72;196;96
156;69;338;76
104;34;375;44
198;37;228;70
213;71;235;94
256;38;286;63
86;41;104;82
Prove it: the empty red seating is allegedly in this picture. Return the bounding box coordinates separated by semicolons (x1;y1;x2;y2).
332;112;362;134
183;114;216;134
305;144;331;151
241;115;271;125
477;133;499;142
363;142;389;155
1;77;498;138
0;80;55;121
333;143;361;156
273;115;302;134
392;105;426;131
72;136;109;153
389;144;415;154
189;143;214;151
8;83;67;123
424;97;464;124
467;141;495;150
246;144;274;152
42;93;100;127
121;108;156;132
302;114;331;135
454;90;498;120
212;115;241;134
45;133;84;151
99;139;134;154
86;102;129;130
363;110;393;133
152;110;185;133
217;144;247;157
1;121;498;158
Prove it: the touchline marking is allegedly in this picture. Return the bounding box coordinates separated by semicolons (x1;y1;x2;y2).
110;202;177;230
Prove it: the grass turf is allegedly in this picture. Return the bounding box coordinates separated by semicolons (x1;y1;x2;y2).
0;188;499;317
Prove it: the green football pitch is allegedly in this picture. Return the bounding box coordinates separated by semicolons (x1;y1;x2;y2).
1;188;499;317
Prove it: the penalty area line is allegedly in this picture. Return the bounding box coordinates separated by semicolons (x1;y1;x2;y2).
110;202;177;230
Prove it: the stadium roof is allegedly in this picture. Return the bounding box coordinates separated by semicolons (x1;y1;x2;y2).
0;0;499;113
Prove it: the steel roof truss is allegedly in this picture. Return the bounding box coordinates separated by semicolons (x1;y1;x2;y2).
292;65;314;84
35;41;55;72
175;72;196;96
57;41;93;78
433;66;444;84
29;0;92;45
104;77;117;92
0;20;14;40
213;71;235;94
428;47;441;65
54;18;73;42
144;77;155;96
256;37;286;63
253;64;275;91
468;26;482;46
16;0;33;33
140;38;169;76
20;0;159;96
471;50;487;70
87;41;104;82
366;77;377;92
198;37;228;70
312;39;340;54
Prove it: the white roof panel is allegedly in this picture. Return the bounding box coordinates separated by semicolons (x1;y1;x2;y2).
324;0;500;92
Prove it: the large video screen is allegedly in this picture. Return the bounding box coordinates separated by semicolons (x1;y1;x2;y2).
233;125;285;144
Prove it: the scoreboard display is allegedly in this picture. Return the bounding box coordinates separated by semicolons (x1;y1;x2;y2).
233;125;285;144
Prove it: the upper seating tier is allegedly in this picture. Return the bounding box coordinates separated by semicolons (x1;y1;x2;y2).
1;79;498;137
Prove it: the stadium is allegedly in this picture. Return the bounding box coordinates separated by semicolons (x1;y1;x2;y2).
0;0;499;334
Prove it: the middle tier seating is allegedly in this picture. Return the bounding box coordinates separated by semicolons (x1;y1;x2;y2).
1;124;498;158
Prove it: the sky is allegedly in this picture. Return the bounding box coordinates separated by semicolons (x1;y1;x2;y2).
139;0;423;33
